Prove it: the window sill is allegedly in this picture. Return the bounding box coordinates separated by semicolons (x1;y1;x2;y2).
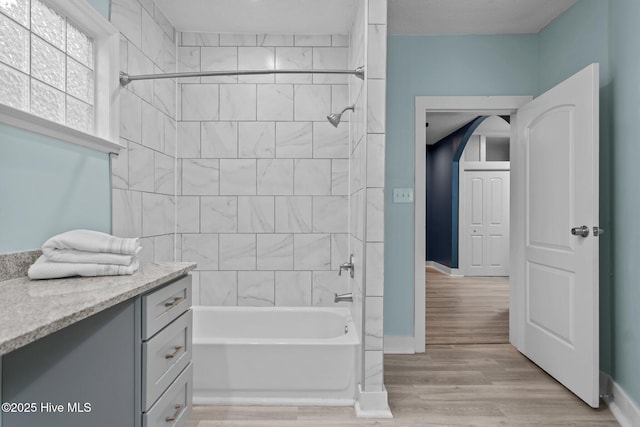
0;104;123;154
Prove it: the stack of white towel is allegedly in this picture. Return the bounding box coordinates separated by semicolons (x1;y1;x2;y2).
28;229;141;280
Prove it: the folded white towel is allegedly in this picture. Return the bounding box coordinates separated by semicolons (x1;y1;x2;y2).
28;255;140;280
42;229;140;265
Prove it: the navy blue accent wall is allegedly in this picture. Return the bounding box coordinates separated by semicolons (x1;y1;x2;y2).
426;120;478;267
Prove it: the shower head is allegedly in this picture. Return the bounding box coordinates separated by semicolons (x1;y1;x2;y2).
327;105;355;127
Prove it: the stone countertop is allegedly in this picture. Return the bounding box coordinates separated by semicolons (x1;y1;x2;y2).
0;262;196;356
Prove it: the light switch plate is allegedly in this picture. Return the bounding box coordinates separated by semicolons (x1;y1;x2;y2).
393;188;414;203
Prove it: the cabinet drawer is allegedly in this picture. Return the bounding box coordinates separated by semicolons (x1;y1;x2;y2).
143;310;192;411
143;275;191;339
143;363;192;427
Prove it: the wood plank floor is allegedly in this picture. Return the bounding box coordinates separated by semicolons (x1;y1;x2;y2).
186;268;618;426
426;267;509;344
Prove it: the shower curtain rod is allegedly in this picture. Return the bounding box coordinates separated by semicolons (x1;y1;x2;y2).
119;66;364;86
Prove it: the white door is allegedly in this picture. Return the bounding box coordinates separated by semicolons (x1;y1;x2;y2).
463;170;510;276
516;64;599;407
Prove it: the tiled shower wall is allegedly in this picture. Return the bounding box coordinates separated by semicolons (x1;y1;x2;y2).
175;32;353;307
110;0;177;262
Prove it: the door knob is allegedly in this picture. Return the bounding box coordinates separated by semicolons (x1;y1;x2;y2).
570;225;589;237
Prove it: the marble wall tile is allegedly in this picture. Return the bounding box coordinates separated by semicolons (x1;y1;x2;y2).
238;47;275;83
154;233;174;262
177;122;200;158
312;196;348;233
313;122;349;159
181;84;219;121
294;234;330;270
294;34;331;47
182;159;219;196
177;196;200;234
367;24;387;80
141;101;164;152
154;5;174;42
367;79;386;134
275;122;312;158
366;188;384;242
330;233;349;271
220;33;257;47
201;196;237;233
364;296;384;350
142;193;174;236
238;122;275;158
153;70;176;117
257;159;293;195
312;271;349;306
366;133;385;188
200;271;237;306
190;271;200;305
364;350;384;391
220;84;257;121
127;43;154;104
294;159;331;195
294;85;331;122
238;196;275;233
238;271;275;306
202;121;238;158
219;159;257;195
177;46;200;84
111;0;141;47
257;85;293;121
119;35;128;73
181;32;219;47
138;236;154;263
258;34;294;47
111;140;129;189
182;233;219;270
128;142;154;192
257;234;294;270
312;47;348;84
154;151;174;195
141;8;163;66
201;47;237;83
274;47;312;84
164;116;176;156
275;196;312;233
219;234;257;270
366;242;384;297
275;271;311;306
119;89;142;143
331;159;349;196
112;188;142;238
331;85;350;117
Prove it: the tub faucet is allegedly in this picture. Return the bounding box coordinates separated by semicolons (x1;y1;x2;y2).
334;292;353;303
338;254;355;278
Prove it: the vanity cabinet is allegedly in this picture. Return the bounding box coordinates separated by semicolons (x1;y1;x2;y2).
1;274;192;427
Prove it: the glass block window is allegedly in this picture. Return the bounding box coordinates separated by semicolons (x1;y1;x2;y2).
0;0;95;133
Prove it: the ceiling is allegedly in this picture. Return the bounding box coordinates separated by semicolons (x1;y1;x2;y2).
388;0;576;35
156;0;576;36
425;112;482;145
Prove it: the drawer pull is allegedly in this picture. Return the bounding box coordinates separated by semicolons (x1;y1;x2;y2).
165;403;184;422
165;345;183;359
164;296;184;308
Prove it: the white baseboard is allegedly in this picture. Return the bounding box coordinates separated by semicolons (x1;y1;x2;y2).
601;371;640;427
354;385;393;418
425;261;464;276
384;336;415;354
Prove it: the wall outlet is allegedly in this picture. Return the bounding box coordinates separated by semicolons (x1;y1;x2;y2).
393;188;414;203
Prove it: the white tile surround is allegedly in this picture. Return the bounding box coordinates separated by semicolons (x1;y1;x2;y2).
177;31;354;309
111;0;388;413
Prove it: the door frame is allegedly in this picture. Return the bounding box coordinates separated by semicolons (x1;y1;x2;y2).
414;96;532;353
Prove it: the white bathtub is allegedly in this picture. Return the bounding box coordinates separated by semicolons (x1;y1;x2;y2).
192;306;359;406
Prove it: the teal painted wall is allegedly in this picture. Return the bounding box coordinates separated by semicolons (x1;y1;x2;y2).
609;0;640;406
384;34;538;335
0;0;112;254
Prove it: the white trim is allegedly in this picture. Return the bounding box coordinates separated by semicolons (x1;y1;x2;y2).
0;0;121;153
600;371;640;427
354;385;393;418
425;260;463;277
383;336;415;354
414;96;532;354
